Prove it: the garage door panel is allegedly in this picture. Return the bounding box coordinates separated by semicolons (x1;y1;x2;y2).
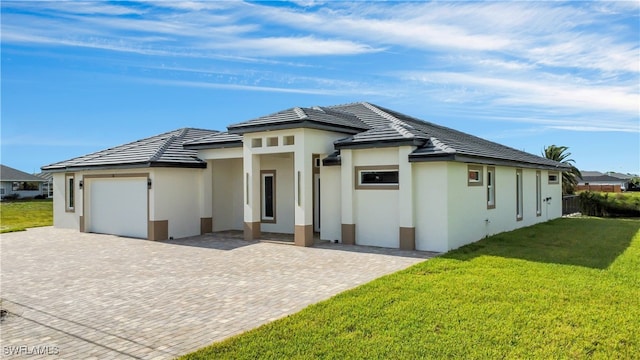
89;178;147;238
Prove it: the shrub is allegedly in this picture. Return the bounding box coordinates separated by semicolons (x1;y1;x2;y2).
579;191;640;217
1;193;20;201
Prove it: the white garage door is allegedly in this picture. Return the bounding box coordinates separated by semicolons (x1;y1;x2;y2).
89;178;147;239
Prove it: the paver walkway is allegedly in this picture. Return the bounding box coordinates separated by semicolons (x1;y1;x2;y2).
1;227;436;359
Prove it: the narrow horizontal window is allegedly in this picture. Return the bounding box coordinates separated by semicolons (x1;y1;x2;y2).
283;135;295;146
548;172;559;184
361;171;398;184
355;166;399;190
266;137;278;147
251;138;262;148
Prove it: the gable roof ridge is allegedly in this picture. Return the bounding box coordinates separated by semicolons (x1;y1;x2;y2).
293;107;307;119
362;102;416;138
149;134;178;162
429;137;456;153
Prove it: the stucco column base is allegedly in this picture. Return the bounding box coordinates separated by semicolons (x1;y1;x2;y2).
148;220;168;241
244;221;261;241
399;227;416;251
294;225;314;247
341;224;356;245
200;217;213;235
79;216;85;233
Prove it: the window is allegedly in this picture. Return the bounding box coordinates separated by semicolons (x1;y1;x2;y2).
261;171;276;223
467;165;483;186
266;137;278;147
536;171;542;216
65;174;75;212
283;135;295;146
548;172;559;184
12;181;39;191
516;169;523;220
0;188;5;195
355;166;399;190
251;138;262;148
487;167;495;209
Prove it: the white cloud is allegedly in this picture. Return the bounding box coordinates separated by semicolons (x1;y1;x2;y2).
205;36;381;56
403;71;639;115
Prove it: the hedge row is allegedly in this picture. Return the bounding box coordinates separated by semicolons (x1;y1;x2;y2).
578;191;640;217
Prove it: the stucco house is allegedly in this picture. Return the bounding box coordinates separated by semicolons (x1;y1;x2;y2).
577;172;629;193
0;164;45;200
42;102;568;252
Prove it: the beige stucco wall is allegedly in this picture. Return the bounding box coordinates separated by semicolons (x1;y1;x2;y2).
211;158;244;232
260;153;295;234
150;168;204;239
445;164;564;251
320;165;341;242
52;172;81;230
350;147;401;248
414;162;450;252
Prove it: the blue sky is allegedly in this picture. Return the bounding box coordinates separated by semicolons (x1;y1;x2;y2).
1;1;639;174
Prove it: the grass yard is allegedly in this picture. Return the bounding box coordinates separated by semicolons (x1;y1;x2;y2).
182;217;640;359
0;200;53;233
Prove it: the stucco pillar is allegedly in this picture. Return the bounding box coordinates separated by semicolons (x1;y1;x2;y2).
398;146;415;250
200;160;213;234
294;145;313;246
340;149;356;245
243;150;261;241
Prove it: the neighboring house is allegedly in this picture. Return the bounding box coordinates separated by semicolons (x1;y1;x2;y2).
0;164;45;199
577;174;628;192
36;172;54;198
42;102;568;252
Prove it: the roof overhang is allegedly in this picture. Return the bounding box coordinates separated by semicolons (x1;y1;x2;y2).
408;153;571;171
227;120;365;135
183;141;243;150
334;138;426;150
41;161;207;173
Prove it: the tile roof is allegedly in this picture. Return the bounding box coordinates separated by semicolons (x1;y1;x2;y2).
579;175;627;183
324;102;569;170
42;128;218;171
183;131;243;149
227;107;369;134
1;165;46;182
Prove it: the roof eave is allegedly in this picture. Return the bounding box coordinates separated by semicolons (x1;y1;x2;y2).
334;138;426;150
228;120;365;135
409;153;571;170
41;160;207;173
183;141;243;150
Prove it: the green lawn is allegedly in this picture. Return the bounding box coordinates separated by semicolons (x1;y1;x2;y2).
0;199;53;233
182;217;640;359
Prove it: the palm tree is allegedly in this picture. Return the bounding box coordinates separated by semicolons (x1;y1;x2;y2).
543;145;582;194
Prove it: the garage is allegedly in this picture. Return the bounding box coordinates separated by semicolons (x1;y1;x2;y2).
87;177;148;239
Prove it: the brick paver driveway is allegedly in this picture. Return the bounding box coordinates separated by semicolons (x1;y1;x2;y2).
1;227;435;359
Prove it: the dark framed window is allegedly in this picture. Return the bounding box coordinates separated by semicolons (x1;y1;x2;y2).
355;166;399;190
487;166;495;209
65;174;75;212
261;170;276;223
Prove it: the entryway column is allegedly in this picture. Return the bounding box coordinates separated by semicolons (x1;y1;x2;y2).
243;151;261;241
340;149;356;245
200;160;213;234
294;146;313;246
398;146;415;250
